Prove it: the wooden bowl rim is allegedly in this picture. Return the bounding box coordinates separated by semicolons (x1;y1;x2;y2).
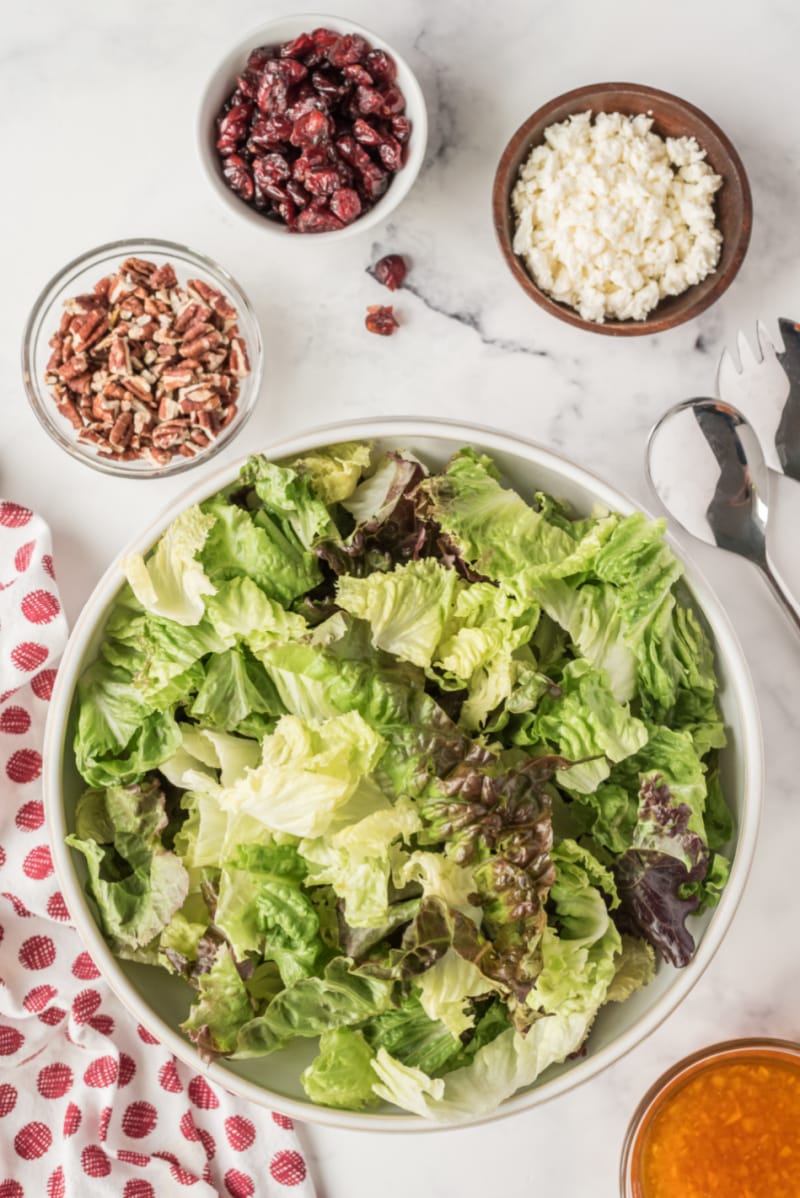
491;81;753;336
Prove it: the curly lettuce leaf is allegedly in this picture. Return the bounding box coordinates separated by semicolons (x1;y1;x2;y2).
74;658;182;788
122;505;217;627
301;1027;380;1110
300;798;421;928
219;711;385;839
181;942;254;1058
67;779;189;951
286;440;373;505
215;843;323;985
615;776;709;966
234;957;396;1058
199;495;320;606
336;558;461;669
364;995;462;1075
517;658;648;793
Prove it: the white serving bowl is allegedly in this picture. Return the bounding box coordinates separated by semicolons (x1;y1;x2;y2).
197;15;428;241
44;417;763;1131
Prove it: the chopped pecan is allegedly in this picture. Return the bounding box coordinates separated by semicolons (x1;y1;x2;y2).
42;256;250;466
109;411;134;450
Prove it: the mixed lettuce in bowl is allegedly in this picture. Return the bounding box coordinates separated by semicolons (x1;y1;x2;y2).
62;436;741;1123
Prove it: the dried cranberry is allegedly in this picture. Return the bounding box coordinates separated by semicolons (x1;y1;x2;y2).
330;188;362;223
263;181;290;204
365;305;399;336
378;135;403;172
305;167;340;197
291;109;333;146
374;254;407;291
365;49;396;82
295;207;345;233
222;155;254;202
256;73;288;115
391;115;412;143
380;86;406;116
235;71;260;100
355;85;384;115
336;135;372;171
353;118;383;146
286;179;310;207
281;32;315;58
359;162;389;200
342;63;373;85
288;93;331;120
216;102;252;152
246;46;273;74
282;57;309;84
293;146;329;181
253;153;291;190
311;27;341;49
326;33;369;66
277;198;298;226
311;70;344;99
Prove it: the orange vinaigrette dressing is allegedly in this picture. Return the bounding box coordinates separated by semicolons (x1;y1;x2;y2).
635;1050;800;1198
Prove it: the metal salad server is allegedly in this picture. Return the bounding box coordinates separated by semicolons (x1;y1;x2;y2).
716;317;800;479
646;397;800;634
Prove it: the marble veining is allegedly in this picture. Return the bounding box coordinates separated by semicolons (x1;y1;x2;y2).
3;0;800;1194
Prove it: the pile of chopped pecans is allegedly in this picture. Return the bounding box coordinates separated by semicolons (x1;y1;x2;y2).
44;257;251;466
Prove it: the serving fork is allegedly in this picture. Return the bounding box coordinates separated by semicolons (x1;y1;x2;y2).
715;317;800;479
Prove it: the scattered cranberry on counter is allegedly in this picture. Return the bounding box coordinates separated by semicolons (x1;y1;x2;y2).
214;29;412;232
365;305;399;336
373;254;407;291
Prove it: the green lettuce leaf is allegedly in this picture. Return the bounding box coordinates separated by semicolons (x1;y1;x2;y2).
181;942;254;1058
286;440;373;505
215;843;323;984
300;799;420;928
122;505;217;626
218;711;385;838
421;448;620;593
336;559;461;669
517;658;648;792
364;995;462;1075
67;779;189;951
199;496;320;606
74;658;182;788
234;957;396;1058
301;1028;379;1110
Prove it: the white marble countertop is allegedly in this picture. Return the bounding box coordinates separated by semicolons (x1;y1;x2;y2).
4;0;800;1193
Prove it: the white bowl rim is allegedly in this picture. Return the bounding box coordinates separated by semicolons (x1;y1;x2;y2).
43;415;764;1132
196;13;429;242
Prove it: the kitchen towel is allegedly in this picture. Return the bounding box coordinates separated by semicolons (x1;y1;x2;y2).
0;500;316;1197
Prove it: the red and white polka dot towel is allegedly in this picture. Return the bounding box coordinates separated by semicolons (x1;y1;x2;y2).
0;501;316;1197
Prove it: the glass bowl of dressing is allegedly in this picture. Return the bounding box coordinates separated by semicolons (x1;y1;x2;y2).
620;1039;800;1197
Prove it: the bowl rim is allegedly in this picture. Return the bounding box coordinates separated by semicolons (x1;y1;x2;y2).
196;12;429;242
491;80;753;336
20;235;264;479
43;415;764;1131
619;1037;800;1195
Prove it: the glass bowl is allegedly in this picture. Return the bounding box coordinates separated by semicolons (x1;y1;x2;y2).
21;238;263;478
620;1038;800;1196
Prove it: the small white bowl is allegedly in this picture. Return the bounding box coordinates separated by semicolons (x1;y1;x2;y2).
197;14;428;241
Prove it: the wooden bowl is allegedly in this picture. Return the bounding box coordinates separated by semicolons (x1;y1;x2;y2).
492;82;752;336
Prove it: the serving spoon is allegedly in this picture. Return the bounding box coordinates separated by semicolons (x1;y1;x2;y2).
646;397;800;634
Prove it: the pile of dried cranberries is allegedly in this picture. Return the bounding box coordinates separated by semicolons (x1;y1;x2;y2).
214;29;412;233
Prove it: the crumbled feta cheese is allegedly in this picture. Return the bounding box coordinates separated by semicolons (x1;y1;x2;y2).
511;111;723;323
